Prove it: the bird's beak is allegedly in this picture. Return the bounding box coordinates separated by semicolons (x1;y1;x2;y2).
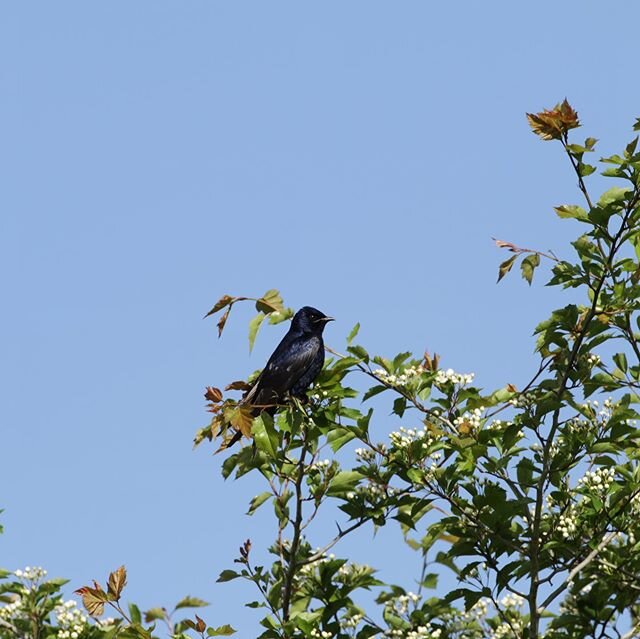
320;316;335;323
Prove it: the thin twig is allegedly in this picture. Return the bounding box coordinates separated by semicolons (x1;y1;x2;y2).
538;531;618;611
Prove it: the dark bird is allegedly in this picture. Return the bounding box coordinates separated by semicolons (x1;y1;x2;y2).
226;306;333;447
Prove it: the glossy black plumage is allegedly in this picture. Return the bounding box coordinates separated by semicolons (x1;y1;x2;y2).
226;306;333;446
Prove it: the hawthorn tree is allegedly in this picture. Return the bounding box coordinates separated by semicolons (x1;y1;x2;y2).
196;101;640;639
3;101;640;639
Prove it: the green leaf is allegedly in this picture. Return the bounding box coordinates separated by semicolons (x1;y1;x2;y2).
129;604;142;625
255;289;284;314
422;573;438;589
207;625;236;636
327;471;364;497
247;492;272;515
252;414;278;459
598;186;631;207
625;136;638;158
216;570;240;583
248;313;266;352
268;307;294;324
521;253;540;285
362;385;388;402
144;608;167;623
346;322;360;345
516;458;535;486
327;426;357;452
553;205;588;221
497;255;517;283
347;345;369;362
578;163;596;177
174;596;209;610
614;353;628;374
585;137;598;150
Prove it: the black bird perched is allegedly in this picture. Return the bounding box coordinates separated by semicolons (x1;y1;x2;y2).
225;306;333;447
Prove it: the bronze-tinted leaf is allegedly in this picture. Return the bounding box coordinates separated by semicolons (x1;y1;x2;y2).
225;380;252;392
107;565;127;600
229;405;254;438
203;295;235;319
526;99;580;141
75;586;109;617
195;615;207;634
204;387;223;403
217;307;231;338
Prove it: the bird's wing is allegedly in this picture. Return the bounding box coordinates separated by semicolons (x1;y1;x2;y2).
242;335;320;408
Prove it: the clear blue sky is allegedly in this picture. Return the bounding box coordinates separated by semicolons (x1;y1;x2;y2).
1;2;639;636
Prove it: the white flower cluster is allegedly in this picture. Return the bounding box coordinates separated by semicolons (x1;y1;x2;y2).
355;447;375;462
310;629;332;638
96;618;116;628
346;482;400;502
337;562;369;578
485;419;513;431
309;459;333;471
458;597;490;621
435;369;474;386
384;592;420;617
384;625;442;639
565;418;591;434
580;398;631;427
340;612;364;629
558;510;578;539
389;426;434;450
577;467;615;492
500;593;524;609
587;353;601;366
453;407;485;432
492;619;523;639
298;552;336;577
0;599;22;620
54;600;88;639
309;390;329;400
408;626;441;639
14;566;47;581
373;365;426;386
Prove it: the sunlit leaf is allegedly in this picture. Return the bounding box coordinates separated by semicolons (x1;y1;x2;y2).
248;312;266;352
526;99;580;141
246;492;272;515
497;255;518;283
347;323;360;345
144;608;166;623
174;596;209;610
521;253;540;285
554;205;588;221
107;565;127;600
203;295;236;319
229;405;254;438
207;625;236;636
255;289;284;314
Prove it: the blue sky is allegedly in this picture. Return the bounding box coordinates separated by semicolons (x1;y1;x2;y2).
1;2;639;636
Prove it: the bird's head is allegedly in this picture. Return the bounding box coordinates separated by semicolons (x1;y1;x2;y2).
292;306;334;335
